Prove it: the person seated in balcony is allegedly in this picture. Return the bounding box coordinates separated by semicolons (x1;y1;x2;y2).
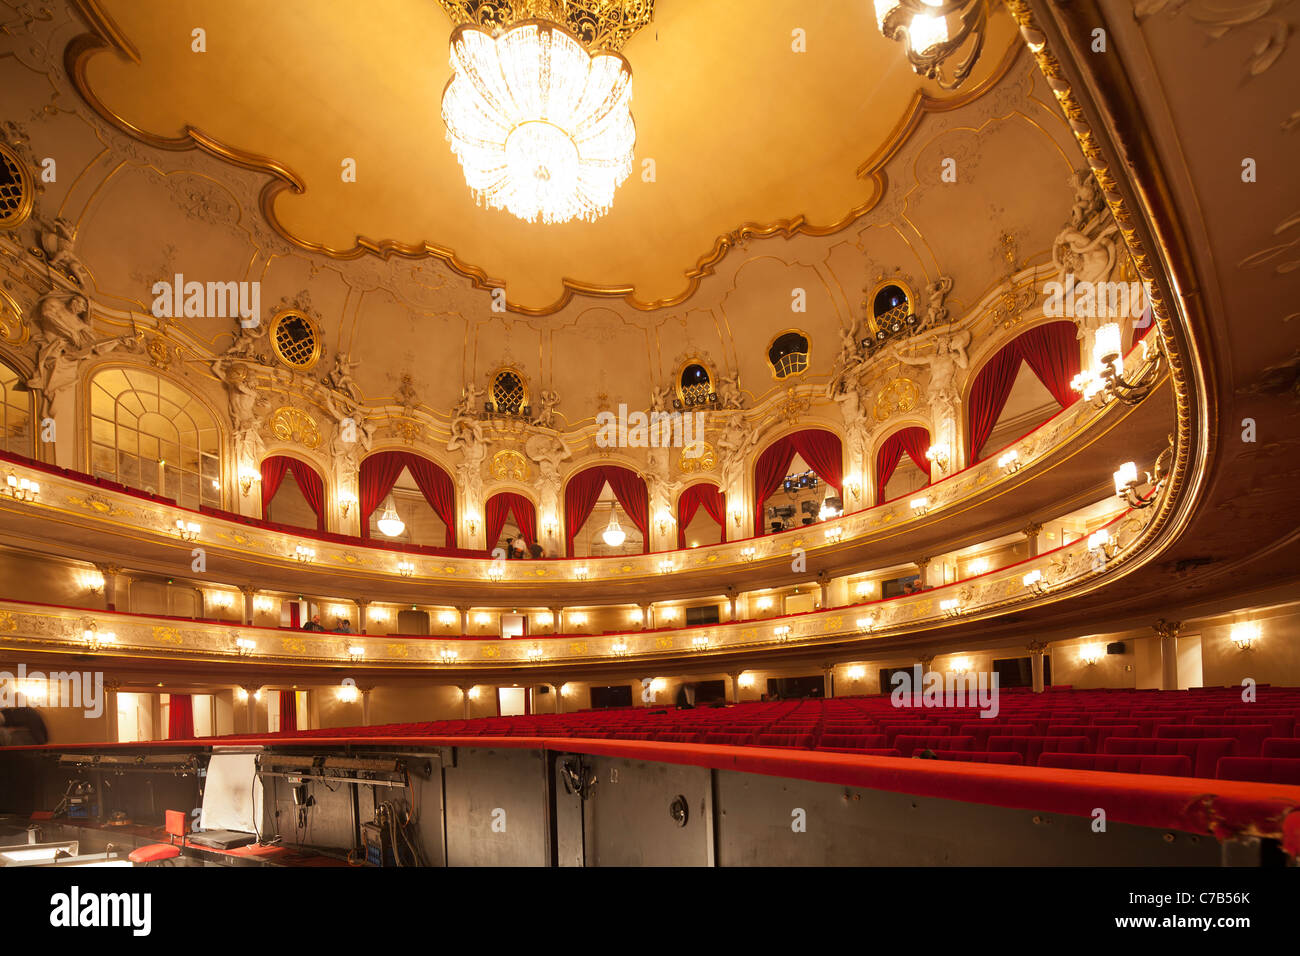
336;618;352;634
512;537;528;560
0;707;47;745
528;542;544;559
301;614;325;632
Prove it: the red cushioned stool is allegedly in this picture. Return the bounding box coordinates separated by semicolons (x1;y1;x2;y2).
128;809;189;865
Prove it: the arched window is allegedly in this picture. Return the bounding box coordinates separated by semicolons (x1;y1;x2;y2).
0;360;33;456
876;427;931;505
866;281;917;349
89;367;221;508
678;362;714;407
753;429;842;533
564;465;648;556
0;142;34;230
767;331;809;379
966;321;1080;464
260;455;326;531
491;369;528;416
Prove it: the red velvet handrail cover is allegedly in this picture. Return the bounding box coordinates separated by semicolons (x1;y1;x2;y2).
7;736;1298;855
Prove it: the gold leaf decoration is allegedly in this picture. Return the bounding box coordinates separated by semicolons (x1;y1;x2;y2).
269;406;322;449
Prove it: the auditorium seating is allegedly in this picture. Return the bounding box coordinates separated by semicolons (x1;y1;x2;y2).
235;686;1300;784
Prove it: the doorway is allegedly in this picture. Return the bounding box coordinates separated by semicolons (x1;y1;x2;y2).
1177;634;1203;690
497;687;528;716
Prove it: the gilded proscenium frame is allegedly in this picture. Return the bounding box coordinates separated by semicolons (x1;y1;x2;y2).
62;0;1023;316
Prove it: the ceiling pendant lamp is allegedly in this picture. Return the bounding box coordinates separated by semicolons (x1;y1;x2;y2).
601;503;626;548
377;496;406;538
438;1;652;224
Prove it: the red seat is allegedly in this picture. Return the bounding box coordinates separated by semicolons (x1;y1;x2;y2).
1156;724;1273;756
987;735;1089;766
128;809;188;865
818;733;887;750
928;750;1024;765
895;734;974;758
959;723;1035;748
1038;753;1194;777
1215;757;1300;784
1262;738;1300;758
1103;737;1237;778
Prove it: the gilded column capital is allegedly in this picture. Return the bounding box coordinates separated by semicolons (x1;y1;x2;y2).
238;584;259;596
1152;618;1182;640
1022;521;1043;538
1026;639;1050;654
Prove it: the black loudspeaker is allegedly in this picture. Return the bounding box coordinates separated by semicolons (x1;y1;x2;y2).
537;685;550;695
1106;641;1126;654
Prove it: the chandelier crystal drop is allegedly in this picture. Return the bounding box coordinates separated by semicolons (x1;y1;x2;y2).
377;497;406;538
441;21;636;225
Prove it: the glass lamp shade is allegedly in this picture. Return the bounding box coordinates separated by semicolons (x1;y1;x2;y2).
376;498;406;538
601;508;626;548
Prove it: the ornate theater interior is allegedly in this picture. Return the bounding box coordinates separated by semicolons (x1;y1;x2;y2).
0;0;1298;888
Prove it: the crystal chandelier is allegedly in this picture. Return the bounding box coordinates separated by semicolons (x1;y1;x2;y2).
377;496;406;537
601;503;626;548
440;2;647;225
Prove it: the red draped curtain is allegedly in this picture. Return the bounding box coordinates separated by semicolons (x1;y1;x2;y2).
359;451;457;548
564;465;649;555
753;429;843;534
967;320;1080;463
167;693;194;740
875;427;932;504
677;483;726;548
260;455;325;530
278;690;297;734
486;492;537;550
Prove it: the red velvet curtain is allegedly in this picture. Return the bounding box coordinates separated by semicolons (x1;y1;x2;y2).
403;455;457;549
564;468;609;556
677;483;726;548
604;467;649;552
359;452;408;536
260;455;324;530
1017;320;1081;407
752;437;798;534
752;430;844;533
486;492;536;550
359;451;457;548
167;693;194;740
876;427;932;504
968;343;1025;464
564;466;648;555
278;690;297;734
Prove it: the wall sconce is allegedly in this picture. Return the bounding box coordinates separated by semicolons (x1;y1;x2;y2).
1087;528;1118;560
691;635;710;650
235;687;249;702
254;596;274;613
526;645;543;659
1113;454;1168;510
487;563;505;582
654;509;673;537
209;592;234;609
658;559;674;574
846;665;866;680
610;639;630;656
729;509;742;529
1079;644;1104;666
772;624;791;642
82;623;116;652
997;449;1022;473
628;608;643;623
439;647;459;662
234;636;256;656
337;683;359;703
397;560;415;577
467;686;480;700
967;558;989;576
574;566;590;581
925;443;950;472
1023;569;1048;595
1230;621;1260;651
659;607;678;622
738;672;755;688
755;595;774;611
339;495;355;519
369;607;389;623
3;473;39;501
347;645;365;662
740;547;756;563
437;611;456;627
650;678;667;693
910;496;929;516
855;616;875;633
855;580;875;599
238;468;261;496
939;598;962;618
570;612;588;626
846;479;862;501
465;513;481;536
948;656;972;674
824;526;843;544
541;516;558;540
174;519;200;542
294;544;315;564
474;612;491;626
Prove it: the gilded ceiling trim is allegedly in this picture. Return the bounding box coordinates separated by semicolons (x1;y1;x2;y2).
63;0;1021;316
